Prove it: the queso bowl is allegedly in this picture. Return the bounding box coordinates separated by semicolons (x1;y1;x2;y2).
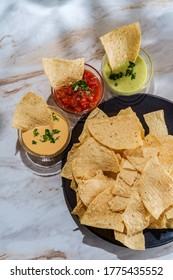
18;106;71;159
101;48;153;96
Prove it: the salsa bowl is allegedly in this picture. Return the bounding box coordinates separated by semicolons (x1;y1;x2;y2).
52;63;105;115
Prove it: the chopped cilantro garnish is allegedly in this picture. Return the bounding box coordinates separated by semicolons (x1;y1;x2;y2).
40;128;61;143
109;61;136;86
52;129;61;134
52;113;59;121
32;140;37;145
72;80;90;95
33;128;39;137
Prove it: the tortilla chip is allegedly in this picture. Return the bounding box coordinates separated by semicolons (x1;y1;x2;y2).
112;176;132;198
114;230;145;250
61;143;81;180
148;212;167;229
70;177;78;192
88;108;144;150
158;136;173;171
71;198;87;220
100;22;141;70
79;107;108;143
166;218;173;228
72;137;120;180
108;196;129;212
122;188;150;235
42;57;84;90
81;187;124;232
144;110;168;139
121;158;136;171
119;169;138;186
12;91;54;130
165;205;173;220
139;157;173;219
78;170;115;207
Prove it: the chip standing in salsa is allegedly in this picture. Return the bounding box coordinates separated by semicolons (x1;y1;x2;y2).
53;69;101;113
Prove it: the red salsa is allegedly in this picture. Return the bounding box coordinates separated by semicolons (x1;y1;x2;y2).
53;69;101;113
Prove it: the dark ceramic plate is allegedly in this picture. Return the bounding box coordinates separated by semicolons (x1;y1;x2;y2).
62;94;173;248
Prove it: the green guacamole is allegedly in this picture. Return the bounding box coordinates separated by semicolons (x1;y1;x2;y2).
103;55;147;95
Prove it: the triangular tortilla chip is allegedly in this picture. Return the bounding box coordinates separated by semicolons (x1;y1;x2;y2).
88;108;144;150
122;188;150;235
80;187;124;232
72;137;120;180
139;157;173;219
42;57;84;89
144;110;168;139
100;22;141;70
12;91;54;130
78;170;115;207
114;230;145;250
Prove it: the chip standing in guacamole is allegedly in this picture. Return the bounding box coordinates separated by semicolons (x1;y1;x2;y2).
103;54;147;95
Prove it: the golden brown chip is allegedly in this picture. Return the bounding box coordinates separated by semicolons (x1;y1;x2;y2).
114;230;145;250
112;176;132;198
108;196;129;212
78;170;115;207
12;91;54;130
122;188;150;235
165;205;173;220
42;57;84;90
144;110;168;139
119;169;138;186
79;107;108;143
157;135;173;172
148;212;167;229
80;187;124;232
88;108;144;150
139;157;173;219
70;177;78;192
61;143;81;180
71;198;87;220
72;137;120;180
121;158;136;171
100;22;141;70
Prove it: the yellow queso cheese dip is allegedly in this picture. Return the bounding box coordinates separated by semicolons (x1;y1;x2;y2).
22;111;69;156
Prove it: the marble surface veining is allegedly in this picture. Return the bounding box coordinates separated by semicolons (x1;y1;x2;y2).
1;0;173;260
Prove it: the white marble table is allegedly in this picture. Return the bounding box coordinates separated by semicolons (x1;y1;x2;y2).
1;0;173;260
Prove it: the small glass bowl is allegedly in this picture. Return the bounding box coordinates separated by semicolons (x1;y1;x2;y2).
18;106;71;176
101;48;153;96
52;63;105;115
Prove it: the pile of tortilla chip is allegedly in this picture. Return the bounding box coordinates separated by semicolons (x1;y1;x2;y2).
61;106;173;250
100;22;141;70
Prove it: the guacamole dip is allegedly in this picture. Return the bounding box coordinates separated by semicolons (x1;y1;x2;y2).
103;55;147;95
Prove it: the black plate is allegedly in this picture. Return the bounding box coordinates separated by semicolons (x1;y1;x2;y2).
62;94;173;248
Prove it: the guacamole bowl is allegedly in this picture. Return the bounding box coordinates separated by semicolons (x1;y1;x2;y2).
101;48;153;96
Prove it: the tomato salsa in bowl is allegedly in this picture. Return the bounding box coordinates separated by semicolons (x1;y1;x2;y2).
52;64;105;114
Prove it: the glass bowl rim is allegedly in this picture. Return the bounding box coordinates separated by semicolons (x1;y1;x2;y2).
101;47;153;95
18;105;72;158
52;63;105;115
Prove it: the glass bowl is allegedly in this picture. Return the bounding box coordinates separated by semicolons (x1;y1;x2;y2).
101;48;153;96
52;63;105;115
18;106;71;176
